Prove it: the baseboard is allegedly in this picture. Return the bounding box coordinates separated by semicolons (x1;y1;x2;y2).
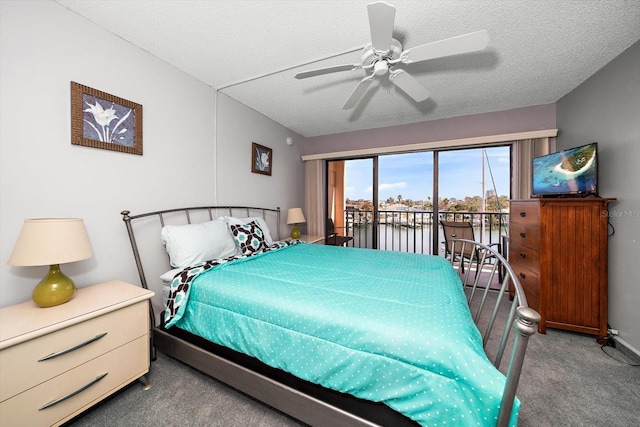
613;337;640;364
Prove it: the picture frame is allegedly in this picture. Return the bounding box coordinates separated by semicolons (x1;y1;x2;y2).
71;81;143;155
251;142;272;176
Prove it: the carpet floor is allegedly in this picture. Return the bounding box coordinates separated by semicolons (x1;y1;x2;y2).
64;297;640;427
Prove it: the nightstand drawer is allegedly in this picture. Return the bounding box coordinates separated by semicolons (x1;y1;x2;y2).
0;301;148;402
0;335;148;427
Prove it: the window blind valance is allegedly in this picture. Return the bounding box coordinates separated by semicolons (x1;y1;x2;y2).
301;129;557;161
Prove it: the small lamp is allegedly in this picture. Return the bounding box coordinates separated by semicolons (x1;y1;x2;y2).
286;208;306;239
8;218;93;307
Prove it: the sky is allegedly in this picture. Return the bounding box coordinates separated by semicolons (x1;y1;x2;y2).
344;146;510;202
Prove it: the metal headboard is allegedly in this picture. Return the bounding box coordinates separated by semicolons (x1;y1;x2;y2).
121;206;280;292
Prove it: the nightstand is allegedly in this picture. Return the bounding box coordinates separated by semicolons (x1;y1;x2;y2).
286;235;325;244
0;280;154;426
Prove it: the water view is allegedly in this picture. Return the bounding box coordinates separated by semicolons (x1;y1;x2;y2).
335;146;511;256
347;220;507;256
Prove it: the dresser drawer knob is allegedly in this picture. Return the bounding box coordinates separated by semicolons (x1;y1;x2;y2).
520;252;526;258
519;232;526;238
519;272;526;279
39;373;108;410
38;332;108;362
519;212;526;217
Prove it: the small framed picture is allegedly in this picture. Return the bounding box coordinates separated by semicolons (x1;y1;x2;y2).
251;142;272;176
71;81;143;155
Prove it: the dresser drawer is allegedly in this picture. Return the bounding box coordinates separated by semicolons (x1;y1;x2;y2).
510;258;540;292
509;246;540;296
0;335;148;427
0;301;148;402
510;202;539;226
510;262;540;311
509;223;540;251
509;242;540;267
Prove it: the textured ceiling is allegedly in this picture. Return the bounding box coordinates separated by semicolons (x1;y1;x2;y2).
55;0;640;137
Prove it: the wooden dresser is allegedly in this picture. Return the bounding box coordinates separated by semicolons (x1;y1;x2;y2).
509;198;615;343
0;280;154;426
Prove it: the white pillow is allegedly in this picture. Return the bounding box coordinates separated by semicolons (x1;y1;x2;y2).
161;219;238;268
160;268;182;306
223;216;275;245
160;268;183;284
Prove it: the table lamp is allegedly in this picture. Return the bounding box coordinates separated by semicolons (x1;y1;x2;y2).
286;208;306;239
8;218;93;307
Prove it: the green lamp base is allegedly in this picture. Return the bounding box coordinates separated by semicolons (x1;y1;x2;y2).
32;264;76;308
290;224;301;239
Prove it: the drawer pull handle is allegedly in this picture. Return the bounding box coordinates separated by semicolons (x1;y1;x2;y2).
520;252;526;258
519;232;526;238
519;211;526;217
519;272;526;279
39;373;108;410
38;332;108;362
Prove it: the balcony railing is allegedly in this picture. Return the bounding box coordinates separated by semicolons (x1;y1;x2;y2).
340;209;509;256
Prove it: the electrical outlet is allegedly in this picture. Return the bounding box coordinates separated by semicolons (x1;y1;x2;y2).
608;328;619;336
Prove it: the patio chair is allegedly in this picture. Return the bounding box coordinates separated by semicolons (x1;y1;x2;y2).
440;220;502;280
325;218;353;246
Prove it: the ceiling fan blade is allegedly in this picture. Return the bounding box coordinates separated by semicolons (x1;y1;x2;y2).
367;1;396;54
342;75;375;110
400;30;490;64
389;69;430;102
295;64;363;79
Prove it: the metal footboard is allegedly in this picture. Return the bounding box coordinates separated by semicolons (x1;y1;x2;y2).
450;237;540;427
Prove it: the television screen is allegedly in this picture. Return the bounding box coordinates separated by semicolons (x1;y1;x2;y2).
532;142;598;197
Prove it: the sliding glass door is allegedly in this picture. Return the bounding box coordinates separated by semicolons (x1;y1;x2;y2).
328;145;510;255
328;158;373;247
437;147;510;253
377;152;433;253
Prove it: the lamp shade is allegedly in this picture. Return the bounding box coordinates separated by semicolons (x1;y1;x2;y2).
287;208;306;225
8;218;93;266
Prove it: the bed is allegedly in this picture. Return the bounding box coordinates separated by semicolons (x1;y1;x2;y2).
121;206;540;427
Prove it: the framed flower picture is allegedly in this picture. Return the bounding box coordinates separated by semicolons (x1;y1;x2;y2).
251;142;272;176
71;82;143;155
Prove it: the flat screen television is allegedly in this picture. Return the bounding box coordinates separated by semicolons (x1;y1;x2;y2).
532;142;598;197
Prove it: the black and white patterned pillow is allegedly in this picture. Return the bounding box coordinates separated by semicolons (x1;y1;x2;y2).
230;221;268;255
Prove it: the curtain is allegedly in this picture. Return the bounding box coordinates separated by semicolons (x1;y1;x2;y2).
511;137;553;199
304;160;325;236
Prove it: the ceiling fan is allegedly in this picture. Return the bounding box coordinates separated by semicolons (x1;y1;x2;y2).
294;1;490;110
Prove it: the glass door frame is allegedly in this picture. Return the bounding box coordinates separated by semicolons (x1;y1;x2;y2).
326;143;510;255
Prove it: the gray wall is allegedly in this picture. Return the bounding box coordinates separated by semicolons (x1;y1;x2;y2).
556;40;640;355
0;1;305;307
215;93;306;239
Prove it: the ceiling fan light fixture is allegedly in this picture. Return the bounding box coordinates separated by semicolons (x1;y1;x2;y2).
373;61;389;76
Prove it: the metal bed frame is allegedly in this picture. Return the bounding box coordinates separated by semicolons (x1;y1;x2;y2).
121;206;540;427
449;238;541;427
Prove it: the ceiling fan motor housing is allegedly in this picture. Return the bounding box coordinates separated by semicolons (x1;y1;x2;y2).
362;38;403;69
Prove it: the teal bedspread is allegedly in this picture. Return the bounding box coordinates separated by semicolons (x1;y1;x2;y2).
166;243;518;426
